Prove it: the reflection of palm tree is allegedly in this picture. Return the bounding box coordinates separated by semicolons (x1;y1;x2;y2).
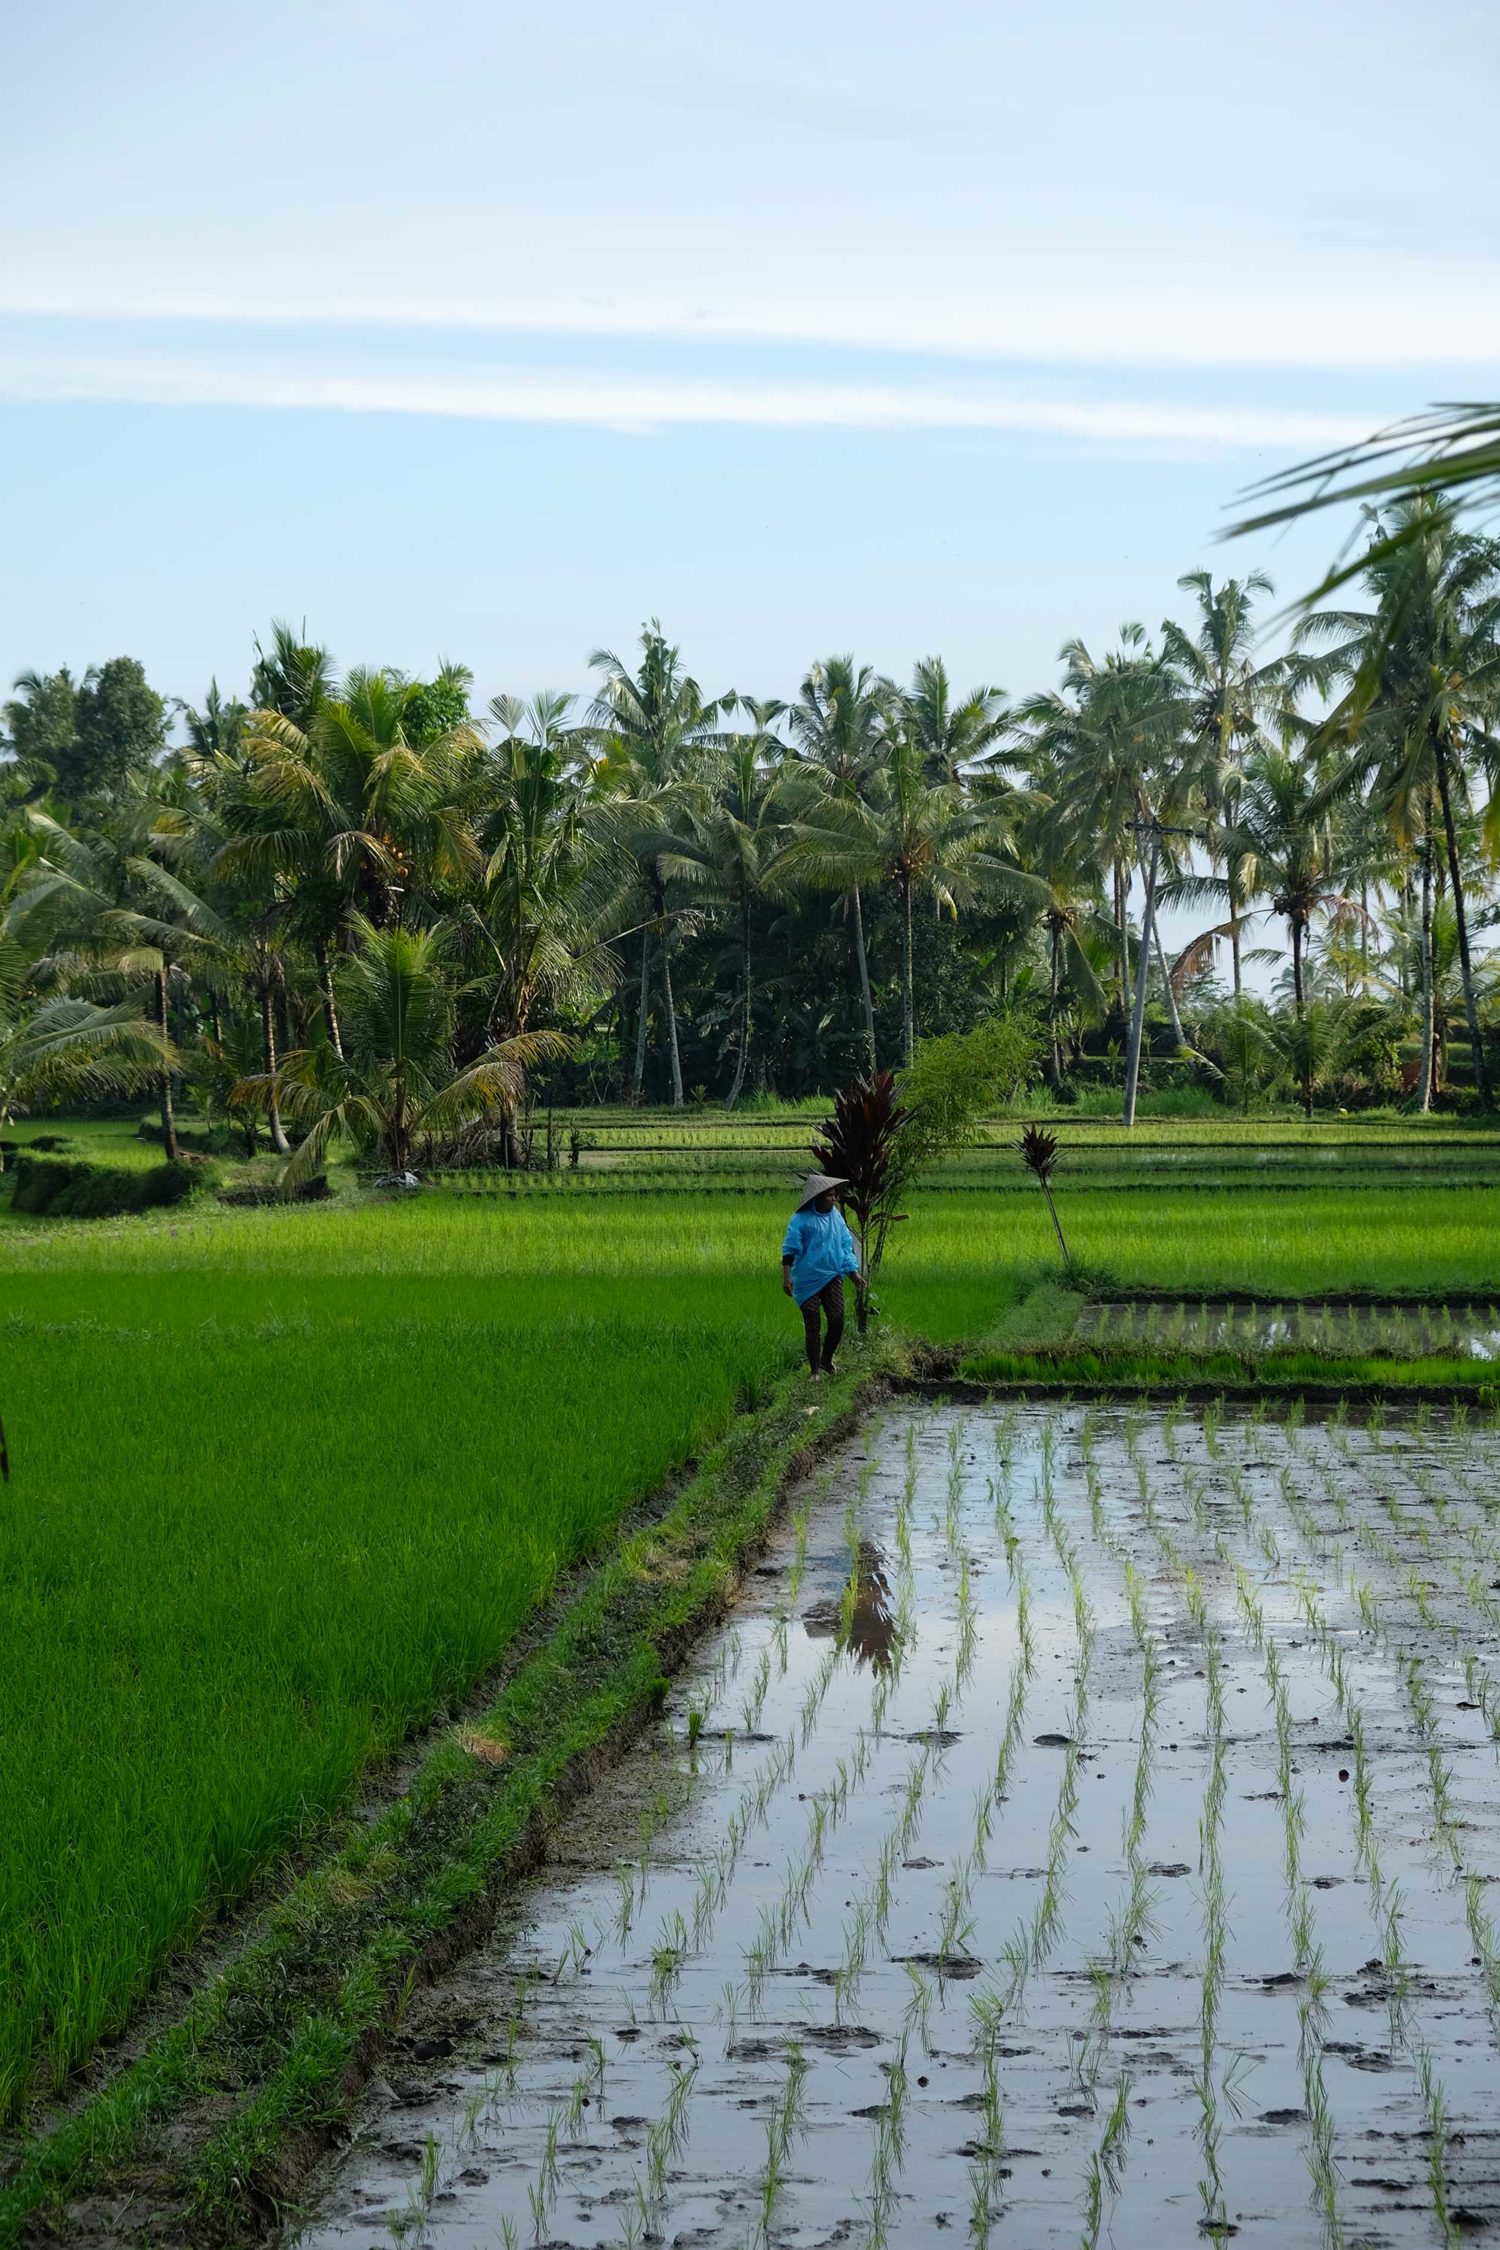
590;623;720;1106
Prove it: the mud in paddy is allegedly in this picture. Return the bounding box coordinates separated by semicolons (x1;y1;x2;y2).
294;1402;1500;2247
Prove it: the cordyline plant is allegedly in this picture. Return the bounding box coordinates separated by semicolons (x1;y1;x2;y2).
812;1070;907;1332
1015;1124;1072;1270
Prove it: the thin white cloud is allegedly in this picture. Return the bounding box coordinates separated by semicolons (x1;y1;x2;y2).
0;349;1369;451
4;235;1500;369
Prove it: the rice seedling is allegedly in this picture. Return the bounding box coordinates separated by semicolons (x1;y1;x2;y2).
863;2036;911;2250
751;2038;809;2249
1417;2045;1459;2246
1079;2071;1134;2250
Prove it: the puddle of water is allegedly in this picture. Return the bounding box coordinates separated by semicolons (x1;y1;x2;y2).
294;1403;1500;2249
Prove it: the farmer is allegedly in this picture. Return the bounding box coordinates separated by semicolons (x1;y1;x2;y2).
782;1172;862;1379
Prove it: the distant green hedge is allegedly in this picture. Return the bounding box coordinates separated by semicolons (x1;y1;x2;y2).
9;1154;216;1219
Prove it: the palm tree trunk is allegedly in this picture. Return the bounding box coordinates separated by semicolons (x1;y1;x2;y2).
260;971;290;1155
1418;817;1435;1112
155;968;179;1162
660;938;684;1107
1433;734;1491;1105
1122;825;1161;1129
851;885;876;1072
900;873;915;1066
1228;861;1243;998
315;937;345;1061
1047;921;1063;1085
1113;858;1130;1010
1359;882;1370;994
726;888;751;1109
632;929;651;1097
1154;923;1186;1048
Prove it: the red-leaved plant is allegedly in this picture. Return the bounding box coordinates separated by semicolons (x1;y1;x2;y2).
812;1071;908;1332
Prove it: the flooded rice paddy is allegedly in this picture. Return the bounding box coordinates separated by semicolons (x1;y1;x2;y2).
297;1400;1500;2248
1076;1300;1500;1362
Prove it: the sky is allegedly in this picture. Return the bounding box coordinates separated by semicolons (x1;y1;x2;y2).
2;0;1497;735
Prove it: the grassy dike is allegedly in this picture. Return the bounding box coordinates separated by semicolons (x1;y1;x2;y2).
958;1282;1500;1397
0;1342;900;2249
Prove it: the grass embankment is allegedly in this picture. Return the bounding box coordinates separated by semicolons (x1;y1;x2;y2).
0;1344;893;2247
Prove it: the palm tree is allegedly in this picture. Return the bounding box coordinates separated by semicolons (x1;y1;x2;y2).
225;666;486;1111
1162;570;1287;995
240;918;566;1187
0;937;175;1129
1218;749;1356;1012
792;722;1042;1064
1015;627;1188;1018
249;621;334;732
1011;777;1112;1084
590;623;721;1105
472;693;624;1041
237;666;484;935
901;657;1006;784
659;696;798;1106
1298;501;1500;1104
787;657;892;1068
1234;402;1500;595
6;807;228;1159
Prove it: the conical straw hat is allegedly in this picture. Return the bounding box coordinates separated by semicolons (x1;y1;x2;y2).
797;1171;848;1209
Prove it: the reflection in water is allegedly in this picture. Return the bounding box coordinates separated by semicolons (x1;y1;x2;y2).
802;1538;900;1671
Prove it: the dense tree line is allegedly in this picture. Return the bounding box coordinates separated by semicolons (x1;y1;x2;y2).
4;500;1500;1167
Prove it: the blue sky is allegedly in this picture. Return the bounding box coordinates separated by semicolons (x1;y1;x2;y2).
2;0;1497;720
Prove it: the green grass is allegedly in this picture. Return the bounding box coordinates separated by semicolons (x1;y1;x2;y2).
2;1120;1498;2138
0;1206;797;2121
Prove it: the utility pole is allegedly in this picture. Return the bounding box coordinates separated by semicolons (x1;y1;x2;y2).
1122;818;1196;1129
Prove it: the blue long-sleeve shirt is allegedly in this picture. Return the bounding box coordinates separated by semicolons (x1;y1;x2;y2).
781;1206;861;1306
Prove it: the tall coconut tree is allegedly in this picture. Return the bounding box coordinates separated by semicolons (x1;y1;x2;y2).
1215;749;1357;1013
1162;570;1288;995
589;623;720;1106
787;656;892;1069
901;657;1007;784
1014;626;1189;1018
791;722;1043;1065
470;693;624;1042
655;696;799;1106
1297;500;1500;1105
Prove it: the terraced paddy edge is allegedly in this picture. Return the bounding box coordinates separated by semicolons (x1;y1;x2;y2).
0;1351;896;2250
295;1399;1500;2250
961;1288;1500;1395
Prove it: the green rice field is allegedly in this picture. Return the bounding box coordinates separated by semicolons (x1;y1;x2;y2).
2;1109;1498;2138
